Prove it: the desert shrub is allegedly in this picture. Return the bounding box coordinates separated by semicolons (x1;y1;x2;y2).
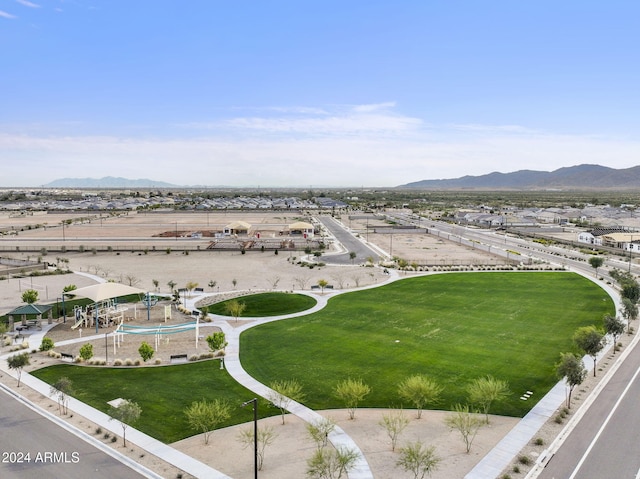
138;341;154;362
79;343;93;361
124;358;134;366
154;358;162;365
40;337;54;352
113;359;123;366
517;455;531;465
189;354;199;362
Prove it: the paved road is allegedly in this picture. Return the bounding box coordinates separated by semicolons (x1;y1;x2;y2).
317;216;382;264
0;387;147;479
537;339;640;479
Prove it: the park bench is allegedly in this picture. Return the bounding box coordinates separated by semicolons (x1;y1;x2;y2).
170;354;188;363
26;320;42;330
60;352;74;361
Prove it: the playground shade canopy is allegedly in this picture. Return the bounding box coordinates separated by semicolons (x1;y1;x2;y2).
67;283;146;302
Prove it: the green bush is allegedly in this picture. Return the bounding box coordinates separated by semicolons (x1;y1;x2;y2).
79;343;93;361
138;342;154;362
39;337;54;352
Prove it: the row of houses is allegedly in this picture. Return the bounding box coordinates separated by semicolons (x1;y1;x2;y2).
0;194;347;212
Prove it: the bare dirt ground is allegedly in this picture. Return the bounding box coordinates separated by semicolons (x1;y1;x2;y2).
0;210;620;478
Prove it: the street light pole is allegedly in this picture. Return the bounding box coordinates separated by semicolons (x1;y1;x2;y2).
241;398;258;479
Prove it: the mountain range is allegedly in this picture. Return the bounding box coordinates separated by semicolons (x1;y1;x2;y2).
44;177;178;188
399;164;640;190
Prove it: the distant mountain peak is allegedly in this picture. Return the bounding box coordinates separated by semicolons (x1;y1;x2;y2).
399;164;640;190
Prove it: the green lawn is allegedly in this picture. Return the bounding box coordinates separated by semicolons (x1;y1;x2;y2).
240;272;614;417
205;292;317;317
31;272;613;443
31;361;276;443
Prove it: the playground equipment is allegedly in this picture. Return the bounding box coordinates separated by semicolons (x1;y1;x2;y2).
70;299;128;330
112;319;200;354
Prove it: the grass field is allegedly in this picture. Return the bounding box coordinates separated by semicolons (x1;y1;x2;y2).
205;292;317;317
31;361;276;443
31;271;613;443
240;272;614;417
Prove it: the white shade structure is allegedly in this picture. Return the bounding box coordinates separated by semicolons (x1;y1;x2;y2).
67;282;145;302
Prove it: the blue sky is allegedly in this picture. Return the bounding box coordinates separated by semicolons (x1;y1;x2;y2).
2;1;639;188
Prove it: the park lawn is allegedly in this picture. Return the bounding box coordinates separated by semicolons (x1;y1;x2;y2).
205;292;317;317
31;361;277;443
241;272;614;417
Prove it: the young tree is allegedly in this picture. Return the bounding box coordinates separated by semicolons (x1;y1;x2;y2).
225;299;246;323
334;378;371;420
349;251;357;264
184;399;231;445
444;404;484;453
138;341;154;362
466;375;510;423
167;280;177;293
396;441;440;479
185;281;198;297
588;256;604;277
555;352;587;408
603;314;625;354
124;274;140;287
268;379;306;424
108;399;142;447
294;276;311;290
237;425;278;471
152;279;159;291
397;374;442;419
317;279;329;293
79;343;94;361
7;352;30;387
306;417;336;450
206;332;227;352
208;280;217;290
306;446;360;479
379;408;409;451
21;289;38;304
573;326;606;376
62;284;77;298
620;297;638;333
50;377;73;415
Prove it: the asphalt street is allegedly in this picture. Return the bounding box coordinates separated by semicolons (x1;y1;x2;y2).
0;387;146;479
538;340;640;479
317;216;382;264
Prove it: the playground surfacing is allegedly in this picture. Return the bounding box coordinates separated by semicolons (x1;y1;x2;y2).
42;300;220;364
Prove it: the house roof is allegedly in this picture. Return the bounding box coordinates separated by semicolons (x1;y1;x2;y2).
288;221;314;229
226;221;251;230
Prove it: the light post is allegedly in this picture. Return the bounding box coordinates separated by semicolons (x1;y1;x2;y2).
241;398;258;479
629;235;634;273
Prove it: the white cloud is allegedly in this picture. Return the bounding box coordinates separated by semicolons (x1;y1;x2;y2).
16;0;40;8
0;10;17;18
1;126;640;188
212;103;422;136
352;102;397;113
2;103;639;187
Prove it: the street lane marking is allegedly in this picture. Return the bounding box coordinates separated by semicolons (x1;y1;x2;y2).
568;363;640;479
